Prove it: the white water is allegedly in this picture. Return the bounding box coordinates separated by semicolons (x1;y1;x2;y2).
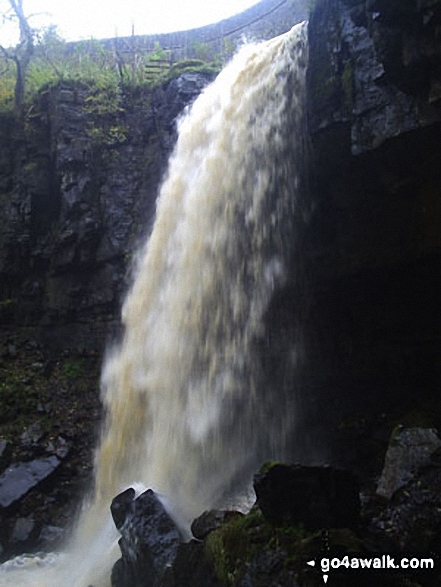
0;22;307;587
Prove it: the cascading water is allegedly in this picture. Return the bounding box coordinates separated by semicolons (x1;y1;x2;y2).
0;21;307;587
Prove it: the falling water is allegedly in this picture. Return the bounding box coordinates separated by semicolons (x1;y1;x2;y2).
0;21;307;587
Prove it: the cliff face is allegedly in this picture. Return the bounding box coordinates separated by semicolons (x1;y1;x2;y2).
294;0;441;464
0;74;213;352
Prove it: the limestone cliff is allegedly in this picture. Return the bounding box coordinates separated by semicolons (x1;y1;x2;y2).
0;74;213;351
297;0;441;463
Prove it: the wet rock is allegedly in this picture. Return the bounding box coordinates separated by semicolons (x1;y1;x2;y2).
11;517;35;542
376;427;441;498
253;464;360;530
163;539;223;587
110;487;136;531
167;73;212;100
0;456;60;508
111;488;181;587
191;509;243;540
308;0;441;155
46;436;69;459
20;422;43;447
38;524;65;546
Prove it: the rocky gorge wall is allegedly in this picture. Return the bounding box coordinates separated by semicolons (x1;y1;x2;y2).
294;0;441;465
0;74;215;351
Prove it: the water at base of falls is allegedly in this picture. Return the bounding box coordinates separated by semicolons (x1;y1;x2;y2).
0;21;308;587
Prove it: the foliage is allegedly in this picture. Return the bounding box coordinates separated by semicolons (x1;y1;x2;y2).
160;59;220;84
60;358;85;379
0;26;220;116
190;40;212;61
0;360;45;430
341;59;354;113
205;506;321;586
0;0;36;116
81;84;128;146
206;507;271;585
222;37;237;61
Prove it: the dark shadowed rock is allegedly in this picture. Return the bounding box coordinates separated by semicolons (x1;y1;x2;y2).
369;447;441;552
38;524;65;546
11;517;35;543
0;456;60;509
160;539;223;587
110;487;136;531
253;464;360;530
20;422;43;447
191;509;243;540
46;435;70;459
111;488;181;587
376;426;441;498
238;549;300;587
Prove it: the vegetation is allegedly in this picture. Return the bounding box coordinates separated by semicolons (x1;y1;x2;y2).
205;505;324;586
162;58;221;83
0;0;35;117
0;24;221;118
0;362;45;429
205;503;367;587
0;329;100;447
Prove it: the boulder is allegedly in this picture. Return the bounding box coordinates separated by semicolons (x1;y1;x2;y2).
0;456;60;509
191;510;243;540
110;488;181;587
253;464;360;530
376;426;441;498
111;487;136;531
11;517;35;543
370;447;441;551
20;422;43;447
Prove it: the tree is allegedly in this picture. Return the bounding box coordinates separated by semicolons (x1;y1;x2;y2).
0;0;35;117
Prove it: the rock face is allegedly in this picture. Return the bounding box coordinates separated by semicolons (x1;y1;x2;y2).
0;72;213;353
272;0;441;464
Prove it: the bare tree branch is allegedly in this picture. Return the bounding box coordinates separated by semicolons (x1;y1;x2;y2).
0;0;34;117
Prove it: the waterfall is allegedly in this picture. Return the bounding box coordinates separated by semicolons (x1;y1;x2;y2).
0;21;307;587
